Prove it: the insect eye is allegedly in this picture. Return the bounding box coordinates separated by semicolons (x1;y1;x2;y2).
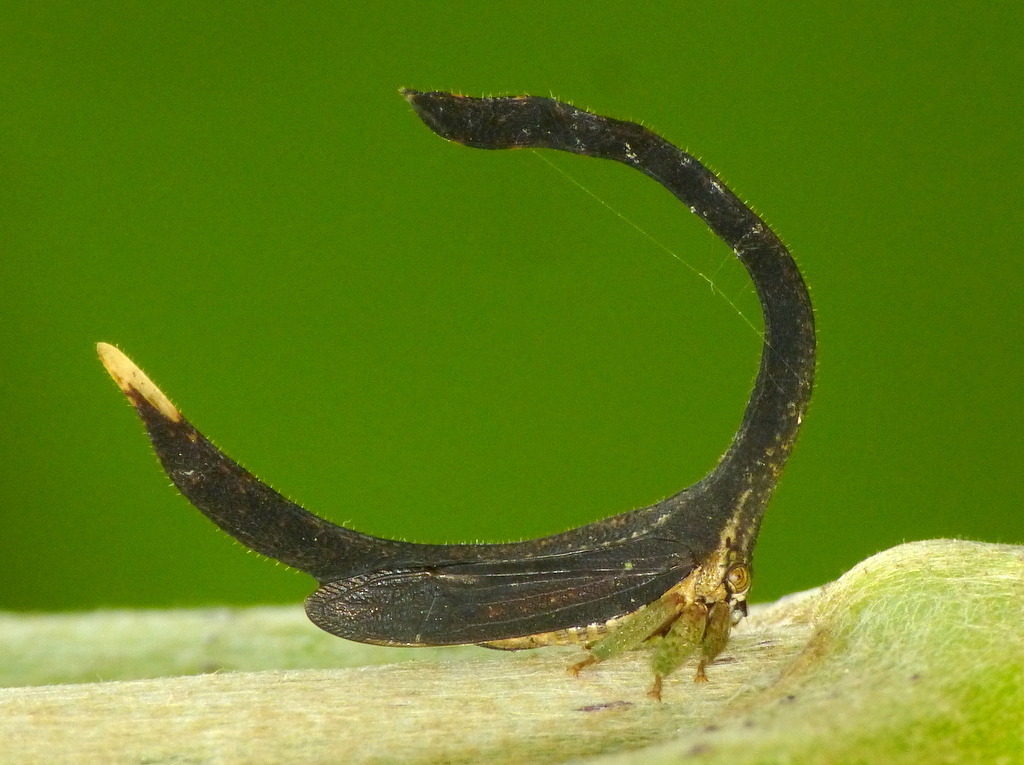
726;564;751;594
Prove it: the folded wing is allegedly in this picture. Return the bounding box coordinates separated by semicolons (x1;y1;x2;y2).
305;540;695;645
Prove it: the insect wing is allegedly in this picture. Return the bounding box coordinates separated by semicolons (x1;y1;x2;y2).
305;540;694;645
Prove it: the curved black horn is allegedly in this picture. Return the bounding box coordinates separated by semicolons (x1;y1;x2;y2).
99;91;814;656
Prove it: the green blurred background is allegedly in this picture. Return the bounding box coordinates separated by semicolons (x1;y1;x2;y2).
3;2;1021;613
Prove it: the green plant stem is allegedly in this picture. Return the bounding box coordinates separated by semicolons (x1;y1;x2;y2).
2;540;1021;764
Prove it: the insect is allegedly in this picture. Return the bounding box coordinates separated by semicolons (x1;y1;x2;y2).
98;90;815;700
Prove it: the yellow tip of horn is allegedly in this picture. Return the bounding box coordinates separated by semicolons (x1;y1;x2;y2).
97;342;181;422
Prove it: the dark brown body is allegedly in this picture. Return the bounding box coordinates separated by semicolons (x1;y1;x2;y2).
98;91;814;688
